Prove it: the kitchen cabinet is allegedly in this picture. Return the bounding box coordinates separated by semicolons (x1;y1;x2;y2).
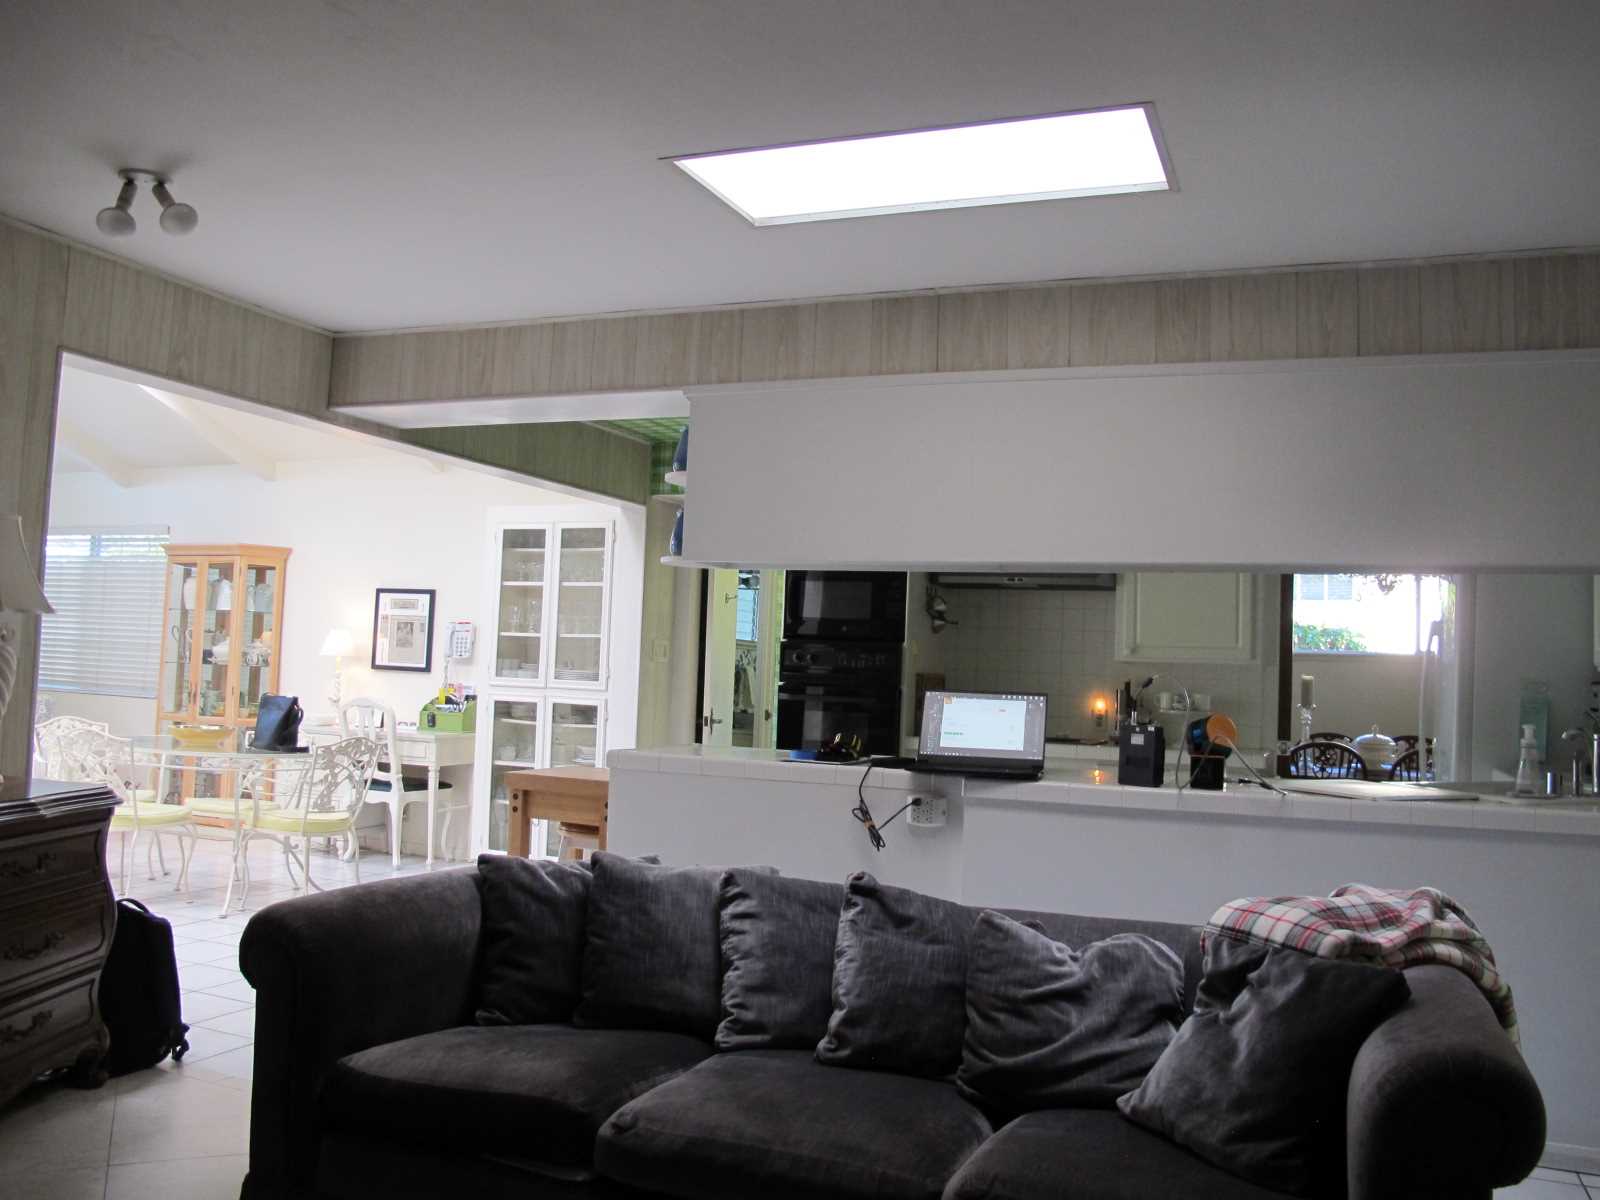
489;523;613;689
477;695;604;854
1115;572;1255;663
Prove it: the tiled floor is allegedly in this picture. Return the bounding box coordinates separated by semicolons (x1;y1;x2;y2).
0;838;1593;1198
0;835;439;1200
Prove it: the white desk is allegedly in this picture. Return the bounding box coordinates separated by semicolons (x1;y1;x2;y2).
303;725;475;864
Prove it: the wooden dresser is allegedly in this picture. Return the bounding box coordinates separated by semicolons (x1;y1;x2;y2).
0;779;118;1108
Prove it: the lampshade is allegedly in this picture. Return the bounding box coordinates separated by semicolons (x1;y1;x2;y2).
0;515;52;616
319;628;355;657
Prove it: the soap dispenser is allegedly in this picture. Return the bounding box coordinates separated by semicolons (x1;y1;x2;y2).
1513;724;1539;797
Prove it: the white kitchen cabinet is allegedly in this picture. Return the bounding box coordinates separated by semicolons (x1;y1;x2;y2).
476;694;606;854
489;521;613;689
1115;572;1255;663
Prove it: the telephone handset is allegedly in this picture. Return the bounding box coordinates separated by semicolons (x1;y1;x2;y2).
447;620;476;659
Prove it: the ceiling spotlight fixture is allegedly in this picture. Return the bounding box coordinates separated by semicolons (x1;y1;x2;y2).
94;177;138;237
94;169;199;238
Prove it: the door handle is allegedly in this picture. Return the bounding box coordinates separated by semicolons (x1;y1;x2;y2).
763;708;772;722
703;710;724;728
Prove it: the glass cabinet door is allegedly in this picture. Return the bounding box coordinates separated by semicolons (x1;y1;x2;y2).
161;559;199;716
486;699;541;852
551;526;608;686
237;560;278;720
197;560;235;721
494;528;547;683
548;699;602;769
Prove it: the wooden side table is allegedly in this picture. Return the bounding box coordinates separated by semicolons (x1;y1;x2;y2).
504;768;608;860
0;779;118;1107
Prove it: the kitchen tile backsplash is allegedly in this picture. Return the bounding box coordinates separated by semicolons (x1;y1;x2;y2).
932;588;1270;749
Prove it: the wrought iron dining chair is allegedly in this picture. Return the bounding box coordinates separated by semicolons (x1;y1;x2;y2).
1388;748;1423;782
1285;739;1371;780
88;735;198;896
33;715;109;780
236;735;378;908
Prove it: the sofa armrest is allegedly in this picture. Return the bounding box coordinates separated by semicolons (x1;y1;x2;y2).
237;868;483;1200
1346;964;1544;1200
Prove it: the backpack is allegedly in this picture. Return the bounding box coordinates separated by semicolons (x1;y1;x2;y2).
98;898;190;1075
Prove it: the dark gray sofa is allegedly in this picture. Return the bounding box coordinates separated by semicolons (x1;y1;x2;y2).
237;867;1545;1200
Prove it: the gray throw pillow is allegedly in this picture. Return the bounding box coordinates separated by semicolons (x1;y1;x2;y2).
717;872;844;1050
576;852;773;1039
1118;938;1410;1198
815;872;975;1079
958;910;1184;1113
474;854;592;1025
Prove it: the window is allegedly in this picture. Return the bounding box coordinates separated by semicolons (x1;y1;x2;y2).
735;570;760;642
39;528;170;696
1292;573;1446;654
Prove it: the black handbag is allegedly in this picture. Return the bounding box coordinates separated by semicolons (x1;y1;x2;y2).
252;693;304;750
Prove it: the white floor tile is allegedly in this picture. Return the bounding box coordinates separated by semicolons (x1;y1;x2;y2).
178;990;253;1025
0;1082;116;1175
196;977;257;1003
177;1024;252;1064
0;1164;109;1199
1496;1176;1586;1197
193;1045;256;1081
1533;1168;1586;1183
108;1071;250;1164
105;1153;248;1200
173;962;241;992
195;1005;257;1039
173;940;240;966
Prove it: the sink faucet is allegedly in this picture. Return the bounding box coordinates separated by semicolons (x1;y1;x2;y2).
1561;729;1598;797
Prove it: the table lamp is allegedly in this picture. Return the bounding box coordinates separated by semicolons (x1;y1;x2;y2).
320;628;356;707
0;515;54;789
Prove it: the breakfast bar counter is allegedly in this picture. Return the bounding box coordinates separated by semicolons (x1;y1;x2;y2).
608;744;1600;1165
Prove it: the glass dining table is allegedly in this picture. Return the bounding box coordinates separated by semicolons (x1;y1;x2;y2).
129;735;325;913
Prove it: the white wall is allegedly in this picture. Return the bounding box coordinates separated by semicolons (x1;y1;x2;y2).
1291;653;1421;740
686;355;1600;572
42;458;644;858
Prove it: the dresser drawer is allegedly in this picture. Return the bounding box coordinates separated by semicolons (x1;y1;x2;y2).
0;975;98;1052
0;891;113;991
0;826;104;903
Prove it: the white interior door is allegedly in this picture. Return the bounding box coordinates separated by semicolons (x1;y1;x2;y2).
700;568;739;746
753;569;785;747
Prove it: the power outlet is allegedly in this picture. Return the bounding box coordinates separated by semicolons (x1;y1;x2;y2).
906;794;947;829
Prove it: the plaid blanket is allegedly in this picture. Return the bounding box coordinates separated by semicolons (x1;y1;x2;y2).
1204;883;1518;1047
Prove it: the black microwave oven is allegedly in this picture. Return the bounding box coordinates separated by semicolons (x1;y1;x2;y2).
782;571;907;643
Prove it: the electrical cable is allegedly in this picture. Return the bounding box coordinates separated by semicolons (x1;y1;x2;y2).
852;760;918;851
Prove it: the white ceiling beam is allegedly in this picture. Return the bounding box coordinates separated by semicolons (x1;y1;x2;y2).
55;418;142;488
139;386;278;481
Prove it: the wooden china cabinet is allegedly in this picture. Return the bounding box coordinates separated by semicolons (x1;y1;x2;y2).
155;545;290;798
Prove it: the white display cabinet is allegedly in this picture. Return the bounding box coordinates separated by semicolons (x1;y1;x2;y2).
478;694;607;855
489;522;613;690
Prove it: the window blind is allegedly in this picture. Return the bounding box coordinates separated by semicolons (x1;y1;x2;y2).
39;528;170;697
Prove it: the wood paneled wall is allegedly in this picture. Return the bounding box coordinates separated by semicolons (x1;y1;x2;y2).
0;223;336;784
331;253;1600;408
401;422;649;505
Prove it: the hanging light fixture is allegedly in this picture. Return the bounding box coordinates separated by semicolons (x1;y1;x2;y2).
94;169;199;237
94;176;138;236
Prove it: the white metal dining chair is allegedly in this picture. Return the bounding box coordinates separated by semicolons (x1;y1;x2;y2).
91;735;198;896
33;715;109;780
237;735;377;907
338;699;457;868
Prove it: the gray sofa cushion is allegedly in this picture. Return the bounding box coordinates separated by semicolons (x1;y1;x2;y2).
958;910;1184;1113
576;853;764;1038
1118;939;1410;1198
321;1024;711;1167
943;1108;1299;1200
596;1049;993;1200
717;871;844;1050
816;871;976;1078
474;854;593;1025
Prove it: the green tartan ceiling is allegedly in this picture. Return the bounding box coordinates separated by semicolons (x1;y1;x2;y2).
595;417;687;445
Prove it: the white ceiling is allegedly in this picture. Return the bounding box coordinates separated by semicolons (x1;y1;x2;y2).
3;1;1598;334
52;364;416;475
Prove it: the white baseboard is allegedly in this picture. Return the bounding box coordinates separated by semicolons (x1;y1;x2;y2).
1542;1143;1600;1174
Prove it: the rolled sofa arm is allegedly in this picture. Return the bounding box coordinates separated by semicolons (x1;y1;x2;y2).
1346;964;1545;1200
238;868;484;1200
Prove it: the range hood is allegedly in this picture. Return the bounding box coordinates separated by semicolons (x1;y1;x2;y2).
932;572;1118;591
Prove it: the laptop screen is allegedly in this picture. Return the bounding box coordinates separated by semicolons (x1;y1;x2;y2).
919;691;1047;762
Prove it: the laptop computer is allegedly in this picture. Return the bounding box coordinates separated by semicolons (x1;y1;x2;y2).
893;690;1048;780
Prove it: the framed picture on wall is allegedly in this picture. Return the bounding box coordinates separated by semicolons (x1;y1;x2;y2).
372;588;436;672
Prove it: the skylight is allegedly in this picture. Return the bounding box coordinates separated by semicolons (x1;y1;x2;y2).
671;104;1172;226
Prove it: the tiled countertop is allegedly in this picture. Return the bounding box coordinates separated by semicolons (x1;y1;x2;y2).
607;745;1600;838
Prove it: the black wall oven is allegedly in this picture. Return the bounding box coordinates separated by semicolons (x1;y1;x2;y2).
776;641;902;756
783;571;907;644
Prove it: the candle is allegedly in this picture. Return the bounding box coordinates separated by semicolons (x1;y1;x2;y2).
1300;674;1315;708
